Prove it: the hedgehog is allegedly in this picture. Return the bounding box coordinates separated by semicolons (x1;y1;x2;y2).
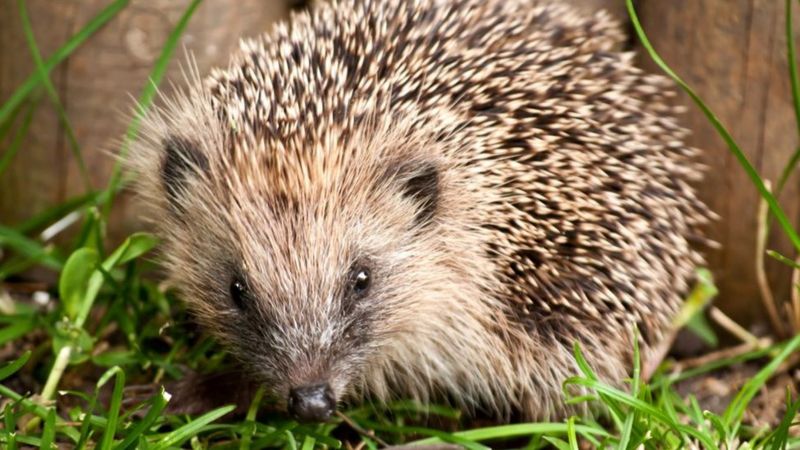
128;0;707;421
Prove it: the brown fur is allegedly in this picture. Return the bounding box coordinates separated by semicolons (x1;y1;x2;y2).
128;0;708;420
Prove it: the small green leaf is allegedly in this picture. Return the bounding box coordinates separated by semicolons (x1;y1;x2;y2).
115;232;158;265
59;247;100;321
673;268;717;328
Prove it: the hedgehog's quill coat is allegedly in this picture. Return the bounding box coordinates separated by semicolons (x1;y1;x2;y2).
130;0;708;420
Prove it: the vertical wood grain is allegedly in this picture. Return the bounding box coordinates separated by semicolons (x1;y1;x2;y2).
0;0;292;240
637;0;800;325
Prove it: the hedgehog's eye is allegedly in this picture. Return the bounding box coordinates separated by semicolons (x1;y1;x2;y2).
230;278;249;309
351;268;371;296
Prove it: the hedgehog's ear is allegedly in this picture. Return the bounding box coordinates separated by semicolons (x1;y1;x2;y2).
399;161;439;227
160;136;208;213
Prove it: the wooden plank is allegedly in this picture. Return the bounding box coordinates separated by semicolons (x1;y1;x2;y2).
637;0;800;326
0;0;292;241
0;1;72;227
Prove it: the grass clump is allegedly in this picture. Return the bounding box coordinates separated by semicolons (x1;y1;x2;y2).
2;0;800;448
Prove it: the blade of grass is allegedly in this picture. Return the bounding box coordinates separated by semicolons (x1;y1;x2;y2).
356;419;488;450
74;391;99;450
566;417;578;450
618;415;635;449
4;435;40;448
112;387;170;450
723;334;800;426
0;224;62;270
14;191;102;234
627;0;800;253
300;436;316;450
0;97;22;141
766;390;800;450
658;343;776;388
0;351;31;381
619;329;643;449
0;255;45;279
410;423;610;446
788;0;800;137
542;437;570;450
774;0;800;197
0;101;36;177
239;386;265;450
0;317;36;346
565;376;718;449
0;384;81;442
17;0;92;191
40;408;56;450
3;403;19;450
0;0;128;124
768;249;800;269
567;343;625;430
294;429;341;448
97;368;125;450
777;147;800;197
102;0;204;217
284;430;298;450
151;405;234;450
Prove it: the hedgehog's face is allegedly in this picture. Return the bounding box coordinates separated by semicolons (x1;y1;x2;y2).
139;103;470;421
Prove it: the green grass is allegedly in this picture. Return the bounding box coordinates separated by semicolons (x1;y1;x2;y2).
1;0;800;448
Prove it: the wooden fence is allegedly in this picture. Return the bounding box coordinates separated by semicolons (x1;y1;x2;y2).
1;0;797;327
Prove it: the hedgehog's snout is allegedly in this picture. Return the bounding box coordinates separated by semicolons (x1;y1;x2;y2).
287;382;336;422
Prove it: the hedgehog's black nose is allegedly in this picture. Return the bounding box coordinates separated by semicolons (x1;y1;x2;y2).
287;383;336;422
